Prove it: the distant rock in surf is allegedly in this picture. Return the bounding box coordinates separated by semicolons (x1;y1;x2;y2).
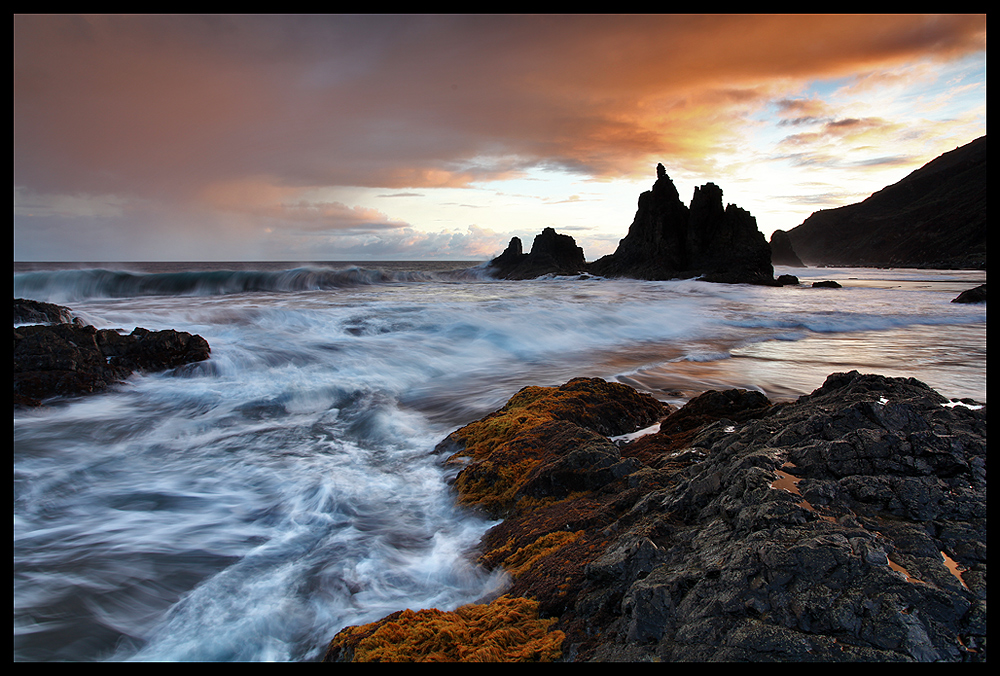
486;227;588;280
952;283;986;303
14;298;211;407
588;164;775;285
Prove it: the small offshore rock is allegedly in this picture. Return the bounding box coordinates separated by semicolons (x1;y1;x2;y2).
952;283;986;303
487;228;587;280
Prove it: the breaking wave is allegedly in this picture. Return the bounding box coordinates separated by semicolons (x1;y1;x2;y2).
13;264;490;303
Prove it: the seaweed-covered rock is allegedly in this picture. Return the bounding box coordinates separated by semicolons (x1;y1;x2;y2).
435;377;668;518
324;595;565;662
324;370;986;662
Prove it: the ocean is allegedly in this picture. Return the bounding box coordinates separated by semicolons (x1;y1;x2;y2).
13;261;987;661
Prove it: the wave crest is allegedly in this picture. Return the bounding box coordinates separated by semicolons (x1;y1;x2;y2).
13;265;487;302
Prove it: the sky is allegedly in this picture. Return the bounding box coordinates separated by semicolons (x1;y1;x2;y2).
14;14;987;262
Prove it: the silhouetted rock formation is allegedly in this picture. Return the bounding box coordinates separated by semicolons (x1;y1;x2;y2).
14;298;211;407
326;371;986;662
589;164;775;285
786;136;986;269
487;227;588;280
769;229;805;267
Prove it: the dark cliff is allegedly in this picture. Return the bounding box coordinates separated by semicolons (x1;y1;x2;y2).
786;136;986;269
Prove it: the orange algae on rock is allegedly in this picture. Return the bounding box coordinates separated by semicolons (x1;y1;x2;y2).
439;377;666;517
499;530;585;579
324;595;565;662
324;378;666;662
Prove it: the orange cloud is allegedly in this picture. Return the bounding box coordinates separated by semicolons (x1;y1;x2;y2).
14;14;986;225
776;98;836;124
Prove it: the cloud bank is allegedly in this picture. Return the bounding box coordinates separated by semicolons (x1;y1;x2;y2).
14;14;986;261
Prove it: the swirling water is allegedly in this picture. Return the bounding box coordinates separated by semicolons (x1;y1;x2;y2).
13;261;986;661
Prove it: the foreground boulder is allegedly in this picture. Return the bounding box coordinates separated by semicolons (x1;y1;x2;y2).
14;299;211;407
326;371;986;662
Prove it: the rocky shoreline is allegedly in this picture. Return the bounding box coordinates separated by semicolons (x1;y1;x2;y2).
12;297;986;662
325;371;986;662
14;298;211;407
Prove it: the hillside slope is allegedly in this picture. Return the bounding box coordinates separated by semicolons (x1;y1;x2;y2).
786;136;986;269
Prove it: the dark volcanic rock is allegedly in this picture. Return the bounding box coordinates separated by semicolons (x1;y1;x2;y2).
786;136;986;269
952;283;986;304
769;229;805;267
576;371;986;662
588;165;692;280
812;280;842;288
434;377;669;519
13;299;211;407
14;298;83;326
326;371;986;662
487;227;588;280
589;164;775;285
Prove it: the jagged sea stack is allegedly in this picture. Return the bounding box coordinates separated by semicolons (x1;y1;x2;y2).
486;227;587;280
590;164;775;285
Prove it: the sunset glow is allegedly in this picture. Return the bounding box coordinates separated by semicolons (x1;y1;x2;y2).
14;14;986;262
